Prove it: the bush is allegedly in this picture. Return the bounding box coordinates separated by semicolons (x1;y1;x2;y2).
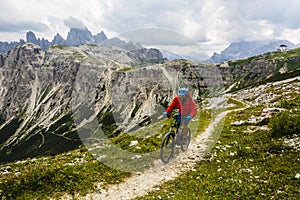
269;110;300;138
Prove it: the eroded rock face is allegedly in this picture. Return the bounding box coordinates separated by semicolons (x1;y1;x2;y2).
0;43;197;162
2;42;297;162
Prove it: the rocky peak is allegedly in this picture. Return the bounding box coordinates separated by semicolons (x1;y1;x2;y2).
94;31;107;44
4;43;44;69
65;27;95;46
26;31;38;44
51;33;65;44
0;27;108;53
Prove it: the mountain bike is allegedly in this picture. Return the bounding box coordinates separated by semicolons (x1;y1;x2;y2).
160;115;191;163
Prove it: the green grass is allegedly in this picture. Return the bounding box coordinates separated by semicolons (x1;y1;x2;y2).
268;47;300;60
0;148;131;199
226;47;300;92
0;106;213;199
117;66;135;72
228;56;256;67
50;44;66;49
1;89;299;199
72;51;85;58
226;97;247;110
134;102;300;200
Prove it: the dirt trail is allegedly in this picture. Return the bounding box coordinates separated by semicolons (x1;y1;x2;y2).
76;108;233;200
65;76;298;200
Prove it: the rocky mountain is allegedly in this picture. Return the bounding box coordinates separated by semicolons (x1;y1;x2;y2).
0;27;108;53
1;40;300;163
51;33;65;44
65;27;107;46
217;47;300;91
0;40;26;54
159;49;210;62
0;42;165;162
209;39;296;63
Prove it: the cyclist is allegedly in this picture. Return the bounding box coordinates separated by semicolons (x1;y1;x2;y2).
163;87;197;142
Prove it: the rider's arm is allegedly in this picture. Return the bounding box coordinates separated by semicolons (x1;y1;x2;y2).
165;96;180;114
189;99;198;117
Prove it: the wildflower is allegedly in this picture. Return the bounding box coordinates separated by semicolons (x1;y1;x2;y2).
295;173;300;179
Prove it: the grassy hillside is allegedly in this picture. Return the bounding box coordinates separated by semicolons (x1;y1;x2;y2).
1;48;300;198
1;76;299;199
135;80;300;199
0;107;212;199
227;47;300;92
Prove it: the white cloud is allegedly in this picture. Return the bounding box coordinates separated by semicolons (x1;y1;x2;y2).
1;0;300;53
63;17;85;30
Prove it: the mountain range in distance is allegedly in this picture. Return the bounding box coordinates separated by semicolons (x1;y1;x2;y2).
208;39;299;64
0;27;108;54
0;26;299;63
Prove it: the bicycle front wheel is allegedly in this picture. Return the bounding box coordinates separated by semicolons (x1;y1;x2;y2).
160;132;175;163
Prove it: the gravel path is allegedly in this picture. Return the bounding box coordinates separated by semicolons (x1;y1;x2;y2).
67;76;298;200
80;109;231;200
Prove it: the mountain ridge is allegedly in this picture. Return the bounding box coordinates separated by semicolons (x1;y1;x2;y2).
1;39;300;163
0;27;108;53
209;39;297;63
1;28;298;65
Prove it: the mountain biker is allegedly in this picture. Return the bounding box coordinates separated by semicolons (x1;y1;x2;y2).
163;87;197;142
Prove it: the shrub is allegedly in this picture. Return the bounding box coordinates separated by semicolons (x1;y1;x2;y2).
269;110;300;138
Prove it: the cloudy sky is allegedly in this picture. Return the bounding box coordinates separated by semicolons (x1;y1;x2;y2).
1;0;300;56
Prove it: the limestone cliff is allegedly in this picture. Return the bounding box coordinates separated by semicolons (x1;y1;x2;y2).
1;43;299;163
0;43;161;161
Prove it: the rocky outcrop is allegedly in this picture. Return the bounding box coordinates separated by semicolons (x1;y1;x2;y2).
65;28;95;46
217;48;300;91
0;40;26;54
0;43;172;162
51;33;65;44
0;27;108;53
26;31;51;51
1;42;299;163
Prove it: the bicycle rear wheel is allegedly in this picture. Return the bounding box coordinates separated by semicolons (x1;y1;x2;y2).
160;132;175;163
180;128;191;152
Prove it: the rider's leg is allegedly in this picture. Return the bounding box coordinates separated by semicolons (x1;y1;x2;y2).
182;122;188;138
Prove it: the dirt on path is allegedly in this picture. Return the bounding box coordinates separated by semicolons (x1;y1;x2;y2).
61;76;299;200
77;108;232;200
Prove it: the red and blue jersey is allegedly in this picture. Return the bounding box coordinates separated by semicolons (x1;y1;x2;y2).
165;93;197;117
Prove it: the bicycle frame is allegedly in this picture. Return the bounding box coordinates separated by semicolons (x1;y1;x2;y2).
160;115;191;163
169;115;181;134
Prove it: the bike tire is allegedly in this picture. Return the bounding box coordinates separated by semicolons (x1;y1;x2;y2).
160;132;175;163
180;128;191;152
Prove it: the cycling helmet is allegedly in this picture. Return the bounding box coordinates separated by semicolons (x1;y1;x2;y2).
178;87;188;96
